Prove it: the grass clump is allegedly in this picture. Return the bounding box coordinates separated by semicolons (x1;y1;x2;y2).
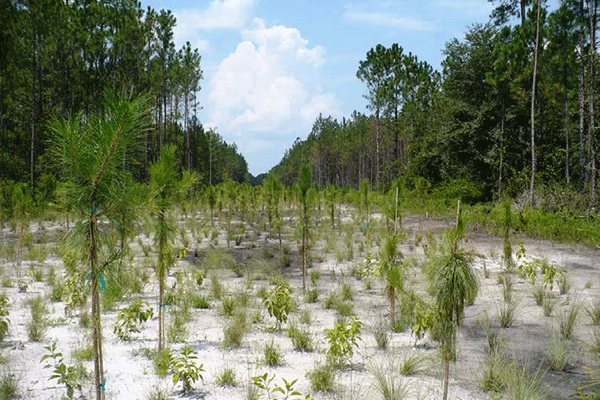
399;351;428;376
288;322;314;352
557;303;580;341
370;360;411;400
373;322;389;350
586;300;600;325
498;300;518;328
306;362;336;393
0;369;20;400
223;310;250;349
26;295;48;342
545;336;569;371
263;339;284;367
215;367;237;387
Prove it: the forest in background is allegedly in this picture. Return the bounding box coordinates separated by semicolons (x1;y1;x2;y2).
0;0;250;195
271;0;600;211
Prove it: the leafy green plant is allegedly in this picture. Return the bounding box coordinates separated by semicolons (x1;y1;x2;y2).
170;346;204;393
263;283;292;330
41;342;83;399
324;317;362;367
253;372;314;399
517;258;563;290
113;299;154;340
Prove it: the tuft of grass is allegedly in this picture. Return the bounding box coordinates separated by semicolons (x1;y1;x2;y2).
373;322;389;350
341;282;355;301
299;308;312;325
503;360;548;400
288;322;314;352
154;349;171;377
586;300;600;325
305;288;319;303
399;351;428;376
370;361;410;400
223;310;250;349
215;367;237;387
557;303;580;341
498;300;518;328
146;384;171;400
71;343;94;362
26;296;48;342
532;285;545;307
263;339;284;367
558;273;571;295
210;272;224;300
335;300;355;317
543;294;557;317
306;362;336;393
502;275;513;303
191;294;210;309
0;369;20;400
220;296;236;317
481;349;508;394
545;336;569;371
167;314;188;343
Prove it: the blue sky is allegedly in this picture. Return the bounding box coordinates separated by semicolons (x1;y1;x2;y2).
140;0;539;176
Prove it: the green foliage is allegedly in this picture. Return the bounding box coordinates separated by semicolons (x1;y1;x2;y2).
113;299;154;340
223;310;250;349
370;360;410;400
305;363;336;393
253;372;314;399
263;283;292;329
324;317;362;366
0;369;20;400
27;296;48;342
287;323;314;352
263;339;284;367
41;342;83;399
170;346;204;393
517;258;563;290
0;295;9;342
215;367;237;387
557;303;580;341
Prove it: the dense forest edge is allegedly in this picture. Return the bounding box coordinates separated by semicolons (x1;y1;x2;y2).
2;0;600;247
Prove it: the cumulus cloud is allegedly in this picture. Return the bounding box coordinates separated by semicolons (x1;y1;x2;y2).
207;18;340;166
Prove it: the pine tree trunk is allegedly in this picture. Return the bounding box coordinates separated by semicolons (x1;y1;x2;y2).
157;208;166;353
589;0;598;206
90;209;105;400
530;0;542;207
580;0;587;188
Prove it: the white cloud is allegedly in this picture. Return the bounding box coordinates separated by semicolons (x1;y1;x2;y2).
173;0;256;50
343;10;436;32
207;18;340;168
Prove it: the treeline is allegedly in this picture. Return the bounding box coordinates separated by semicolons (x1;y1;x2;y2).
0;0;249;191
271;0;599;208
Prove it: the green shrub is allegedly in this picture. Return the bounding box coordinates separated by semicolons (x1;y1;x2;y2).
306;363;336;393
171;346;204;393
0;295;9;342
113;299;154;340
263;283;292;330
191;294;210;309
325;317;362;366
154;349;171;377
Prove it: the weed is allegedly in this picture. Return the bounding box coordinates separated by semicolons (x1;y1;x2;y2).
220;296;236;317
399;351;428;376
341;282;355;301
370;360;410;400
481;349;507;393
191;294;210;309
114;299;154;340
263;339;284;367
498;300;518;328
27;296;48;342
0;369;20;400
532;285;545;307
558;273;571;295
306;363;336;393
146;384;171;400
215;367;237;387
557;303;580;341
288;322;314;352
167;314;188;343
305;288;319;303
154;349;171;377
223;310;250;349
50;281;64;302
210;272;224;300
71;343;93;362
545;336;569;371
325;317;362;367
0;295;8;342
543;295;557;317
502;275;513;303
300;308;312;325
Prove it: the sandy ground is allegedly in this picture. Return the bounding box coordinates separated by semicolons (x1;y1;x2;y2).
1;209;599;400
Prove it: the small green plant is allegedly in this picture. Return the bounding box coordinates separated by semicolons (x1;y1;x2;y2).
557;303;580;341
0;369;20;399
210;272;224;300
191;294;210;309
154;349;171;377
253;372;314;399
558;273;571;295
263;283;292;330
113;299;154;340
306;363;336;393
223;310;250;349
545;336;569;371
498;300;518;328
0;294;9;342
373;322;389;350
399;351;428;376
263;339;284;367
517;258;563;290
71;343;93;362
501;275;513;303
304;288;318;303
215;367;237;387
288;323;314;352
171;346;204;393
586;300;600;325
324;317;362;366
543;294;557;317
481;349;507;394
167;314;188;343
341;282;354;301
370;360;410;400
532;285;545;306
220;296;237;317
41;342;82;399
27;295;48;342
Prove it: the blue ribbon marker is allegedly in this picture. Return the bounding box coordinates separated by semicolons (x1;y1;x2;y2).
98;378;106;392
85;273;106;291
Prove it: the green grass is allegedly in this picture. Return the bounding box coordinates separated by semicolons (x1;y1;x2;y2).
288;323;314;352
215;367;237;387
263;339;284;367
306;363;336;393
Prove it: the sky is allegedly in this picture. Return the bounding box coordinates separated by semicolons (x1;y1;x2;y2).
140;0;512;176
